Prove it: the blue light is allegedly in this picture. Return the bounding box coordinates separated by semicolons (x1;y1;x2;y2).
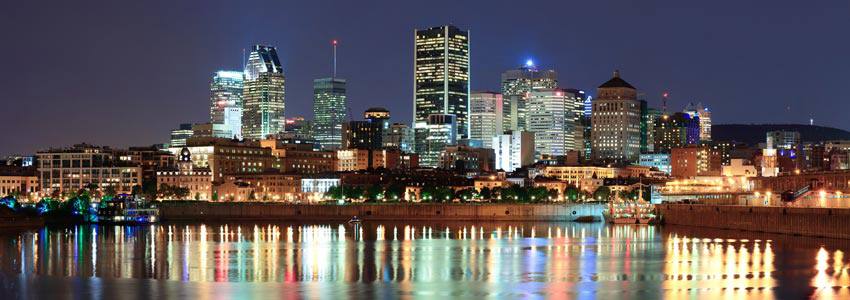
525;59;534;67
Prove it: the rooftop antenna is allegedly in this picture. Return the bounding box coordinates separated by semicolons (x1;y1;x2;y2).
332;39;338;78
242;48;246;71
662;91;669;114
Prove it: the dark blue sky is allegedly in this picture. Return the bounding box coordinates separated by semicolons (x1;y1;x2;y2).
3;0;849;156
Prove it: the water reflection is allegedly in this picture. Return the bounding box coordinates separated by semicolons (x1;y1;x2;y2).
0;222;848;298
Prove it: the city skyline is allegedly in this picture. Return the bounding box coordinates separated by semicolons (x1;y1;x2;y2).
4;0;850;156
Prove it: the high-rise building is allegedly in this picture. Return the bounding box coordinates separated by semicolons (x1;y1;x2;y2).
591;70;644;163
653;112;700;153
492;131;535;172
210;70;244;139
469;91;503;149
500;61;558;132
413;25;470;148
313;78;347;150
170;123;194;147
242;45;285;140
527;88;582;158
343;108;390;150
420;114;458;168
644;107;663;153
384;123;413;153
684;102;712;141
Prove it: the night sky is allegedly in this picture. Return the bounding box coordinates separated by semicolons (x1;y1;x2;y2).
3;0;849;156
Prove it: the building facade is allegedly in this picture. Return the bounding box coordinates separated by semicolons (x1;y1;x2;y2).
492;131;535;172
313;77;347;150
36;144;141;196
242;45;286;140
419;114;458;168
469;91;503;149
527;88;582;158
500;62;558;132
342;108;390;150
155;149;212;200
684;102;712;141
653;112;700;153
210;70;244;139
591;71;644;163
167;138;277;182
413;25;470;147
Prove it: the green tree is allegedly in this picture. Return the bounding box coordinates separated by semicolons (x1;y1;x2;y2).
248;190;257;201
365;185;383;201
344;186;364;200
565;185;580;202
593;186;611;201
480;187;492;200
194;192;201;201
211;191;219;201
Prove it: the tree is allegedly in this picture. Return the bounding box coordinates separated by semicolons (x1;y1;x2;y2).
480;187;492;201
593;186;611;201
565;185;580;202
325;186;344;200
248;190;257;201
212;191;219;201
344;186;364;200
104;185;117;199
194;192;201;201
365;185;383;201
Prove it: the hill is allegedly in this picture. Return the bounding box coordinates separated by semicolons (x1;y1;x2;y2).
712;124;850;145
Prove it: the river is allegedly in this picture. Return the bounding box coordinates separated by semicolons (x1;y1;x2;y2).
0;222;847;299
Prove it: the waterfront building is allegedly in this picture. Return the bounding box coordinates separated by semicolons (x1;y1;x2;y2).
639;153;672;174
653;112;700;153
439;145;494;174
492;131;535;172
155;148;212;200
216;171;301;202
500;61;558;132
301;177;340;194
684;102;712;141
260;139;336;175
469;91;503;149
242;45;286;140
169;123;194;147
591;70;645;163
384;123;413;152
527;88;582;158
116;146;176;194
671;146;722;178
337;149;404;171
167;138;277;182
210;70;244;139
722;159;758;177
0;166;38;201
313;78;347;150
35;144;141;196
419;114;458;168
540;165;630;193
414;25;470;147
342;108;390;150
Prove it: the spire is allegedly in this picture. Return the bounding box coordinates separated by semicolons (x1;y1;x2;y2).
332;39;338;78
613;69;620;78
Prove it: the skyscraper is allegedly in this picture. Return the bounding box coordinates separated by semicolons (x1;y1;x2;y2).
684;102;712;141
242;45;285;140
469;91;503;149
313;78;347;150
413;25;470;153
421;114;458;168
653;112;700;153
500;61;558;132
210;70;243;139
527;88;582;158
342;108;390;150
591;70;644;163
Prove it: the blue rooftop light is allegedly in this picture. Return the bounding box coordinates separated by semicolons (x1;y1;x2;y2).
525;59;534;67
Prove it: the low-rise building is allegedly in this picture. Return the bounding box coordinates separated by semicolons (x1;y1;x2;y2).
0;166;38;201
216;171;302;202
36;144;141;196
155;149;212;200
168;137;278;182
440;145;494;174
261;138;336;175
337;149;403;171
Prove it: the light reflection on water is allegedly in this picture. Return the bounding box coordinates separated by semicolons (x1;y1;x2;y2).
0;222;848;298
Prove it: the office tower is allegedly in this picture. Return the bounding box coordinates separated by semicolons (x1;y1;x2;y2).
384;123;413;153
469;91;503;149
590;70;643;163
170;123;194;147
766;130;801;150
242;45;285;140
313;78;347;150
527;88;582;158
500;61;558;132
343;108;390;150
492;131;535;172
653;112;700;153
413;25;470;151
684;102;712;141
210;70;244;139
420;114;458;168
644;107;663;153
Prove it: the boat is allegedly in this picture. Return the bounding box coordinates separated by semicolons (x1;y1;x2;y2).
604;180;658;225
97;196;159;224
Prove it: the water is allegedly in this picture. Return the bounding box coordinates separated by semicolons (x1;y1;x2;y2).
0;222;848;299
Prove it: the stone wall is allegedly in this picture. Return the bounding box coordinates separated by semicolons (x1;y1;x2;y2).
659;204;850;239
158;202;604;222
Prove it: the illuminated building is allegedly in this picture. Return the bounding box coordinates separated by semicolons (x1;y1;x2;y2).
766;130;801;150
209;70;243;139
671;146;722;178
590;70;644;163
242;45;285;140
419;114;457;168
653;112;700;153
0;166;38;201
337;149;404;171
439;145;494;174
492;131;535;172
155;148;212;200
527;88;582;158
342;108;390;150
413;25;470;147
313;78;347;150
216;171;301;202
722;159;758;177
639;153;671;174
384;123;413;152
167;138;277;182
540;165;631;192
644;107;663;153
36;144;142;196
684;102;711;141
260;139;336;175
469;91;503;149
500;61;558;132
284;116;314;139
169;123;194;147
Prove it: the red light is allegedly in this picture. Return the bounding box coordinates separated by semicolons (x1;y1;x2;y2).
332;39;338;45
663;92;669;98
